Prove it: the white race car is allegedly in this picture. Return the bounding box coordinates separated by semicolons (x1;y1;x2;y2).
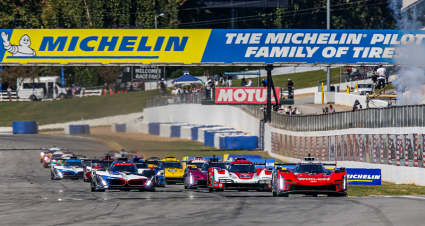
51;157;84;180
90;160;155;192
208;159;272;192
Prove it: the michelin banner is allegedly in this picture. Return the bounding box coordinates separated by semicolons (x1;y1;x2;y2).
1;29;424;65
346;168;382;186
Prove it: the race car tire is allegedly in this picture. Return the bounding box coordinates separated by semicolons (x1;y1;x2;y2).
208;186;213;192
40;159;43;163
90;182;96;192
97;189;105;192
51;172;54;180
184;185;187;189
272;190;277;197
215;189;224;192
139;189;145;192
280;193;289;197
312;194;318;197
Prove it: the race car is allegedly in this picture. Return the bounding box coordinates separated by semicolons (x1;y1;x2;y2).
90;159;155;192
83;155;115;182
271;157;347;197
183;157;208;189
208;158;273;192
51;157;84;180
114;149;129;159
40;146;63;163
198;157;229;188
145;157;165;187
43;151;64;168
131;158;164;186
161;156;185;184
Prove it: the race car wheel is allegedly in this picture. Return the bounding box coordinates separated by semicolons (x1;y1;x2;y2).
208;186;213;192
43;164;48;168
51;172;54;180
312;194;318;197
40;159;43;163
272;190;277;197
280;193;289;197
184;185;187;189
90;182;95;192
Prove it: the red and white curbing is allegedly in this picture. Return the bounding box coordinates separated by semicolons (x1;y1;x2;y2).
414;133;418;167
405;134;409;167
373;135;377;164
388;134;392;165
322;137;325;161
380;135;384;164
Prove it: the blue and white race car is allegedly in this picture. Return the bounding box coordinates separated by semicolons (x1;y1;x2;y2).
51;157;84;180
90;159;156;192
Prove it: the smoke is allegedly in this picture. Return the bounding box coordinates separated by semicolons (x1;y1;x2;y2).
387;0;425;105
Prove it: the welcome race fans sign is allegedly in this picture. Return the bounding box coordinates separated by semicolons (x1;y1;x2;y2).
0;29;424;65
215;87;280;104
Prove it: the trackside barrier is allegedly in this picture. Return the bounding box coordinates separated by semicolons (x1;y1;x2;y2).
147;93;202;107
12;121;38;134
65;124;90;135
0;91;18;101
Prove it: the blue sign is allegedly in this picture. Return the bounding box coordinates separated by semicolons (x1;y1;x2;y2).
202;29;425;65
61;66;65;86
346;168;382;186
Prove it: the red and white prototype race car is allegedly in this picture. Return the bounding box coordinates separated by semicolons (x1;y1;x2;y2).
272;157;347;197
208;158;272;192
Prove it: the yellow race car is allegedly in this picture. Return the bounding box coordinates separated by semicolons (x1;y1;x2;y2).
161;156;185;184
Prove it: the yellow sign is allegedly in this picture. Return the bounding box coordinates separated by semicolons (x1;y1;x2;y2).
1;29;211;64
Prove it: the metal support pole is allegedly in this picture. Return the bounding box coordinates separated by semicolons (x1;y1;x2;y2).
231;8;237;29
266;64;273;122
326;0;331;92
155;15;157;29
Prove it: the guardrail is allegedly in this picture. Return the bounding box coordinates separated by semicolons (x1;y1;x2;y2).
147;93;203;107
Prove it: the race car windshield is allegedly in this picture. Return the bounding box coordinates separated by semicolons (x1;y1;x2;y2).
209;164;227;169
141;170;156;177
51;154;62;159
190;163;205;168
161;162;182;169
95;163;110;167
64;161;84;167
110;164;138;173
146;161;161;166
294;164;327;174
229;164;256;173
134;162;148;169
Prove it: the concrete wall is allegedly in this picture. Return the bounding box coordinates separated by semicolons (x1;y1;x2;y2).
143;104;259;136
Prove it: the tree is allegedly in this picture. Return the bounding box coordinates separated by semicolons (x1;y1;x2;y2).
97;66;124;86
0;66;41;89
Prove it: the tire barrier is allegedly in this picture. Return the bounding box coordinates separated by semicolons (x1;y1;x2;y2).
115;124;126;133
114;121;258;150
68;124;90;135
12;121;38;134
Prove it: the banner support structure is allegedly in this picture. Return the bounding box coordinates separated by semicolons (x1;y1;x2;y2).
266;64;273;122
326;0;331;92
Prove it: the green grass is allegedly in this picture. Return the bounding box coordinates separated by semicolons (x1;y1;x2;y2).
86;134;272;160
0;90;158;127
232;68;342;89
349;182;425;196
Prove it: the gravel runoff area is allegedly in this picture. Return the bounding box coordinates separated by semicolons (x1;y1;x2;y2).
1;134;425;225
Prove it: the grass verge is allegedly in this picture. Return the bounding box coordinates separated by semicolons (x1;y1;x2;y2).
0;90;157;127
349;182;425;196
232;68;341;89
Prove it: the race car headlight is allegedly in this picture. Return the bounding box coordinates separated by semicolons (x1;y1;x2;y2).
279;176;284;190
41;152;45;157
157;170;164;176
97;176;107;186
146;179;153;187
57;170;63;178
343;175;347;190
189;173;194;184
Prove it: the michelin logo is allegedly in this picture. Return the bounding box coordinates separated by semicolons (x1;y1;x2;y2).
1;31;36;56
347;174;381;180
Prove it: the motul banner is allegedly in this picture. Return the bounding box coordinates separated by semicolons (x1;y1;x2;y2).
215;87;280;104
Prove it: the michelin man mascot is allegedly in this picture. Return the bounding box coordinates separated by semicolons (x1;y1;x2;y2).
1;31;36;56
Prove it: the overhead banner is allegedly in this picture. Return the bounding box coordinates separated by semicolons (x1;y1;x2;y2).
0;29;424;65
215;87;280;104
346;168;382;186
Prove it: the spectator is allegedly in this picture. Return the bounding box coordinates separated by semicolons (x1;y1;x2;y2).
171;87;177;95
353;100;362;110
287;79;294;99
388;100;393;107
72;85;76;98
345;85;350;94
323;107;329;114
261;78;266;87
206;77;213;99
7;86;12;100
376;64;386;94
228;76;233;87
160;78;167;95
214;79;218;87
286;106;295;115
328;105;335;113
264;79;268;87
67;85;72;98
129;80;134;92
277;105;284;114
53;85;58;98
241;78;247;86
246;78;253;87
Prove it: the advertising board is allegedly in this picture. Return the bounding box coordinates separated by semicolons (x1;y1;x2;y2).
215;87;280;104
346;168;382;186
1;29;424;65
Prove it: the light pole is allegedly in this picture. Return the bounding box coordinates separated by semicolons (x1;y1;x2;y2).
326;0;331;93
155;13;164;95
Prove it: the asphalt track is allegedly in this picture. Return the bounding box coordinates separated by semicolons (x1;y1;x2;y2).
1;134;425;225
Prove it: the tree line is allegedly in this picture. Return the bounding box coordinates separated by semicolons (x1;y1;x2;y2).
0;0;396;87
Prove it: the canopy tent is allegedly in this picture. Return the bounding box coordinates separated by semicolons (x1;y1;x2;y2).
172;74;204;85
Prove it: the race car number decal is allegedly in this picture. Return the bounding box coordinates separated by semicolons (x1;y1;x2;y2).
298;178;331;181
